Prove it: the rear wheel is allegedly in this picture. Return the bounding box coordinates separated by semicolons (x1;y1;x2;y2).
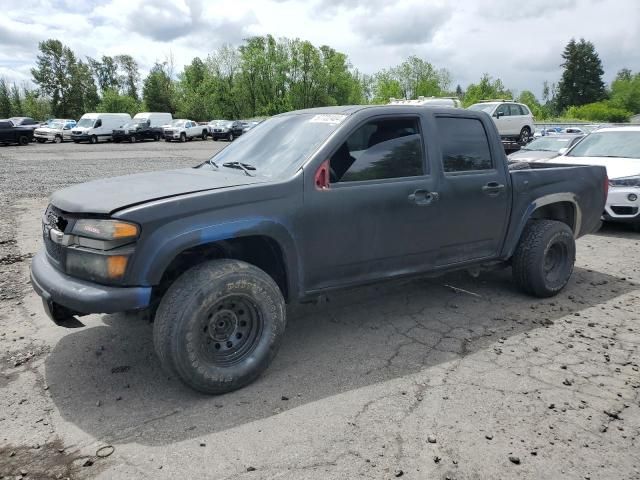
153;259;286;394
519;127;531;144
512;219;575;297
130;135;136;143
18;135;29;146
90;135;98;144
154;134;160;141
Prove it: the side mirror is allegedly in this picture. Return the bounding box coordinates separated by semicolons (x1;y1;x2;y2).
495;111;504;119
558;147;568;155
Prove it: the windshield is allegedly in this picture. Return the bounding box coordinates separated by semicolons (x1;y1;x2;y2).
567;131;640;159
170;120;185;127
523;137;574;151
468;103;497;114
48;121;63;129
201;113;346;177
76;118;95;128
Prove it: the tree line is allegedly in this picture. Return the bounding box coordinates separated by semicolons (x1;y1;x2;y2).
0;36;638;123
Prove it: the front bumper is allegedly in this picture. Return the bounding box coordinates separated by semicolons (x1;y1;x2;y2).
34;132;55;141
603;187;640;224
30;250;151;318
70;133;90;142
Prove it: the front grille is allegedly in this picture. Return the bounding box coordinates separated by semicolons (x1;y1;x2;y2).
43;205;68;266
72;130;82;135
611;206;638;216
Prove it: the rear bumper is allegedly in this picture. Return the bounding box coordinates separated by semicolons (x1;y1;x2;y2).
30;250;152;316
603;187;640;223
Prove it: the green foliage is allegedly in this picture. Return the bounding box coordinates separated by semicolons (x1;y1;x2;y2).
566;101;631;122
610;69;640;114
31;39;98;118
371;56;451;104
0;78;11;117
462;74;513;107
96;89;141;116
556;38;606;111
143;62;174;113
517;90;550;119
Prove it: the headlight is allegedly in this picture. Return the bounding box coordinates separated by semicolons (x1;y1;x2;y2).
66;249;130;283
609;176;640;187
72;219;139;241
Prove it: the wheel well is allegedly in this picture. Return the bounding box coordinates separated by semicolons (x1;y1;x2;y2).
156;236;289;302
530;202;576;232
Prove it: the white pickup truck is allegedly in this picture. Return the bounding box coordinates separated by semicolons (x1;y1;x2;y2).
163;119;208;142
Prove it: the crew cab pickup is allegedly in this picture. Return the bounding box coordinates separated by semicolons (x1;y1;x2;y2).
0;119;35;145
30;105;608;394
163;119;208;142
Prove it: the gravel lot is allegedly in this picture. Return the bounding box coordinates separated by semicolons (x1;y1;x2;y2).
0;140;639;479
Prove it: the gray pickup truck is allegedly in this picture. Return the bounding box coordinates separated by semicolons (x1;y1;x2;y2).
30;105;608;394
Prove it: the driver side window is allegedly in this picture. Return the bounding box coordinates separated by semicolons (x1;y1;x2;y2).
94;119;102;128
330;118;425;183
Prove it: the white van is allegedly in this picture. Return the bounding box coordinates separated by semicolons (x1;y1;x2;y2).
133;112;172;127
71;113;131;144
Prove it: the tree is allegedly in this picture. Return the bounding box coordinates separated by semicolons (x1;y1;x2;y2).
31;40;75;117
610;69;640;114
88;55;120;93
556;38;606;111
455;84;464;99
0;78;11;117
462;74;512;107
97;89;140;116
517;90;548;119
115;55;140;100
143;62;174;113
10;83;22;115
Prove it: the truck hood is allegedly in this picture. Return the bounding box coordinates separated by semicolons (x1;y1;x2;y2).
543;155;640;179
51;168;266;214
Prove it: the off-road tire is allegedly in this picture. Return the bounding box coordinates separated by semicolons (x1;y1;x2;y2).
512;219;575;297
18;135;29;146
153;259;286;394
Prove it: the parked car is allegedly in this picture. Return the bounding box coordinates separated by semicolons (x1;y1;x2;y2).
508;134;585;162
71;113;131;144
541;126;640;231
468;101;535;143
0;119;34;145
30;105;607;394
242;121;260;133
34;119;77;144
210;120;244;141
113;112;172;143
9;117;39;133
163;119;208;142
389;96;462;108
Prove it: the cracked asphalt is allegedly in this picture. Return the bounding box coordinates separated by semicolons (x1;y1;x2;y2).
1;141;639;479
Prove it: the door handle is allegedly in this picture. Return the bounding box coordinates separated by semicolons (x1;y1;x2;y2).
482;182;505;196
408;190;439;206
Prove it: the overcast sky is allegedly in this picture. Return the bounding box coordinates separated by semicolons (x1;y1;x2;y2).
1;0;638;98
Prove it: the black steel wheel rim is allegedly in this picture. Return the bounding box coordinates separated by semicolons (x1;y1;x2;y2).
197;295;263;366
544;241;568;283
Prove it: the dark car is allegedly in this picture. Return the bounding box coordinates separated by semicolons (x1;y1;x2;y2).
210;120;244;141
508;134;585;163
31;105;607;395
0;119;35;145
112;119;163;143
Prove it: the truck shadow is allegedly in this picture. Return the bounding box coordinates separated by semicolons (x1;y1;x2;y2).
44;266;635;446
592;222;640;239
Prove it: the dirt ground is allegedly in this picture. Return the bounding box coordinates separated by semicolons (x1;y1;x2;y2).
0;140;639;479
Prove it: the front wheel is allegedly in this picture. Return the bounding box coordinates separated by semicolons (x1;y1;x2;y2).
179;133;186;143
202;130;208;140
130;135;136;143
154;134;160;141
227;133;234;142
153;259;286;394
512;219;575;297
90;135;98;144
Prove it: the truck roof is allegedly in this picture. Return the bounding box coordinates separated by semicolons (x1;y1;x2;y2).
280;104;469;117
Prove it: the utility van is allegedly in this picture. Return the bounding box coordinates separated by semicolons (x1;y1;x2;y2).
71;113;131;144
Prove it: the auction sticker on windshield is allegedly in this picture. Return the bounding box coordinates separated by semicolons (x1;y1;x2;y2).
309;114;347;125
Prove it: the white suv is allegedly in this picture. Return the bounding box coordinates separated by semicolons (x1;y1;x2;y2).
468;101;534;143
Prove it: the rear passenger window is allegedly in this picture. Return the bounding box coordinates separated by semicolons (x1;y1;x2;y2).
331;118;424;183
436;117;493;173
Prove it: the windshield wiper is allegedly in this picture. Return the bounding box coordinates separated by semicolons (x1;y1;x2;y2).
207;158;219;169
222;161;256;177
